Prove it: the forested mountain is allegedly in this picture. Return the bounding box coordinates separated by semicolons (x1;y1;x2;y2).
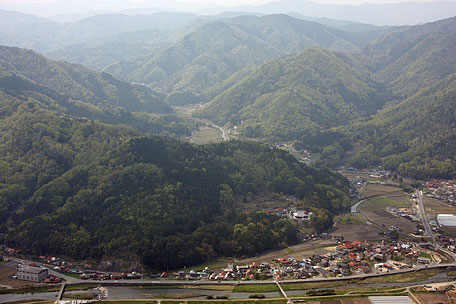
104;14;387;101
195;16;456;178
0;44;351;269
0;10;197;52
195;47;382;140
0;10;61;52
0;46;195;136
363;17;456;99
0;95;349;269
343;18;456;178
0;46;170;114
347;75;456;179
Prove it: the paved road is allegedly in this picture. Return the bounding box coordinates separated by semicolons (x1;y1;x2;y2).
351;199;366;214
416;189;437;246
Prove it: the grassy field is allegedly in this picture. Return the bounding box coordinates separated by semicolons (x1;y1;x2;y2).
141;293;207;299
360;184;404;199
65;284;98;291
0;284;60;295
100;301;157;304
63;273;82;279
192;126;221;144
180;300;287;304
361;198;408;210
184;285;234;291
63;293;97;300
233;285;279;293
360;268;443;284
282;280;358;291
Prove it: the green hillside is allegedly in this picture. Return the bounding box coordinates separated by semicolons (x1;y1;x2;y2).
195;16;456;178
0;97;349;270
195;47;382;140
0;46;350;269
0;46;195;136
106;14;384;101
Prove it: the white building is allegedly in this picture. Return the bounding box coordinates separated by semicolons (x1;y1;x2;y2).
437;214;456;226
16;264;48;282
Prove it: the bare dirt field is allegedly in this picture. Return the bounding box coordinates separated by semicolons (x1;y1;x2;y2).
236;239;336;265
360;184;404;199
331;222;383;242
442;227;456;238
0;265;35;288
423;198;456;215
360;203;417;235
413;292;450;304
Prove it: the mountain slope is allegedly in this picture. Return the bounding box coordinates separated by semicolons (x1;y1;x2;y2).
0;46;196;137
347;75;456;178
0;46;171;114
195;47;382;140
362;17;456;99
0;95;349;269
194;16;456;178
106;14;384;100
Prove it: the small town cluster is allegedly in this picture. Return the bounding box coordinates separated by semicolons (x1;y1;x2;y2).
172;239;438;281
427;180;456;205
0;237;442;283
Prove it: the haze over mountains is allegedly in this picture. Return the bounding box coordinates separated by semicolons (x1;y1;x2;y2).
1;0;456;25
0;6;454;178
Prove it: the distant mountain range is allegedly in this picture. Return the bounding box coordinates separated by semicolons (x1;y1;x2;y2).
52;14;398;100
1;0;455;25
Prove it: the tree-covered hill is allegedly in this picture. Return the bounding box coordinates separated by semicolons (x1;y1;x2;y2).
347;75;456;179
0;46;194;136
362;16;456;99
0;10;198;52
103;14;390;101
0;46;171;114
195;47;383;140
0;94;350;270
195;16;456;178
341;17;456;178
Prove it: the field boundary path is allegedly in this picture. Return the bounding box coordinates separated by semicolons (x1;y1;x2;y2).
57;283;66;301
275;280;293;304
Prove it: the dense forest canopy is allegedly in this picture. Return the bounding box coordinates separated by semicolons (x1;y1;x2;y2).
195;16;456;178
0;57;350;269
0;106;350;269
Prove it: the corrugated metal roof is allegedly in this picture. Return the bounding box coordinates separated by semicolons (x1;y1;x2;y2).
437;214;456;226
369;296;414;304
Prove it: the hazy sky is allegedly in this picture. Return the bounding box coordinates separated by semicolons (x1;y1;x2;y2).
1;0;455;5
